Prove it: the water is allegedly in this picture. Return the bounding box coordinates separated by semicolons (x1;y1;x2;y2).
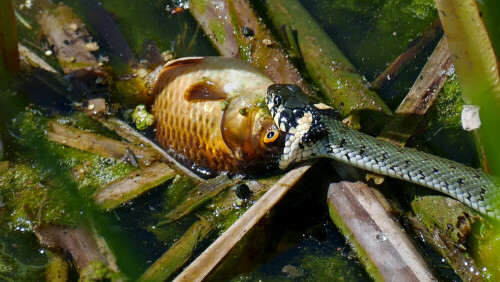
1;0;490;280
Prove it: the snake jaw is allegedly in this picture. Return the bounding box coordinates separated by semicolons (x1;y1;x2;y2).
277;112;318;169
266;84;332;169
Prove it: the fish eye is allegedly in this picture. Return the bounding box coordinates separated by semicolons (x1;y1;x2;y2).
263;129;279;144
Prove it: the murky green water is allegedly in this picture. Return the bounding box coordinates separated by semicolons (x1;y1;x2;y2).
2;0;497;280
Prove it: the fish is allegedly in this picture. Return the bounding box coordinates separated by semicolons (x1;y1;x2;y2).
151;57;285;177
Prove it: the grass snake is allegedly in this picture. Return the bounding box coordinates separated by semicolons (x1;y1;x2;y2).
265;84;500;220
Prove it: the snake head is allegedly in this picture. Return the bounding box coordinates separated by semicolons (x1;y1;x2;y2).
266;84;312;133
266;84;334;169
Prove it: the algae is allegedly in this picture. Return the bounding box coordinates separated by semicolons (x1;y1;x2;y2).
266;0;392;120
163;175;197;213
66;0;215;58
377;0;437;43
11;108;136;197
45;251;69;282
207;187;251;234
302;0;438;80
79;260;127;282
209;18;227;45
410;196;484;280
161;175;237;225
132;104;154;130
94;163;175;210
419;72;478;167
5;0;496;280
54;111;121;140
411;196;477;244
149;175;198;243
0;227;48;281
324;0;383;14
470;222;500;280
426;72;464;129
191;0;208;15
298;249;367;281
229;228;369;282
113;77;153;107
0;162;82;229
138;217;212;282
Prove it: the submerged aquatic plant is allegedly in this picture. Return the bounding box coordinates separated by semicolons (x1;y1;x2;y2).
2;0;500;280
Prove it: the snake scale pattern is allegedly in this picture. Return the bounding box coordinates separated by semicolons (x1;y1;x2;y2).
266;84;500;220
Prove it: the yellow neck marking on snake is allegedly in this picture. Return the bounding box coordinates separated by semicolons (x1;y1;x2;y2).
280;113;314;167
313;103;331;110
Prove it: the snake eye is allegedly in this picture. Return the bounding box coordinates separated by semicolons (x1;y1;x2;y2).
264;129;279;144
273;95;282;107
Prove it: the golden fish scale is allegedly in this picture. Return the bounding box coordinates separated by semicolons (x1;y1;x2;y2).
153;66;237;173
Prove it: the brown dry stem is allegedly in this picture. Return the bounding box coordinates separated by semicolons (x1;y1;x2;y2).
94;162;176;210
173;161;314;281
47;121;161;168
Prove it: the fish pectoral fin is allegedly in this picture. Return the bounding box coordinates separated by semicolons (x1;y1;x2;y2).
185;80;228;102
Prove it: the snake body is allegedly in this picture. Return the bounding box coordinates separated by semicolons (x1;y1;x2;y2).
266;84;500;220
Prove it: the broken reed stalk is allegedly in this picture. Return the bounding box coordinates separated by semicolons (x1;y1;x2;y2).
372;19;443;89
160;175;238;224
138;217;212;282
368;35;452;208
30;0;152;105
370;35;453;205
435;0;500;276
0;0;20;84
36;3;98;73
35;224;119;272
189;0;312;97
184;0;441;279
94;117;204;182
71;0;154;106
328;36;457;278
377;36;452;146
173;162;314;281
409;196;482;281
264;0;392;118
264;0;447;278
94;162;176;210
333;34;489;280
47;121;161;168
327;179;435;281
69;0;137;73
18;43;58;73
